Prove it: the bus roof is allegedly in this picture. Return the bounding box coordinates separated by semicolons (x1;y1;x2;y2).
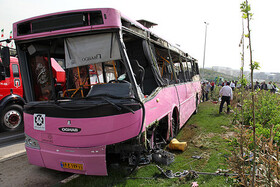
13;8;122;41
12;8;196;61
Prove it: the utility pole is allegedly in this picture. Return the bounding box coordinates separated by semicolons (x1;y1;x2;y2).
202;22;209;81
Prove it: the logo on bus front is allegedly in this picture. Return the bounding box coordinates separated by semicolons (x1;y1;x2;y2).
34;114;45;131
59;127;81;133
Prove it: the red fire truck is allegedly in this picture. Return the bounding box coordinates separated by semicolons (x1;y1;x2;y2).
0;46;65;131
0;47;24;131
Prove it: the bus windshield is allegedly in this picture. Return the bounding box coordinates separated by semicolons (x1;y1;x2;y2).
26;32;130;101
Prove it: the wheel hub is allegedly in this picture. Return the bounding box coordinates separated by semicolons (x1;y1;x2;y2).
4;110;22;129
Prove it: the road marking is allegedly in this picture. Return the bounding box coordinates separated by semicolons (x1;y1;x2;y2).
0;133;25;144
0;149;26;163
60;174;80;184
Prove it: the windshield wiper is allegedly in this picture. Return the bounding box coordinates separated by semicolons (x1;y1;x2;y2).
101;97;122;111
86;95;135;114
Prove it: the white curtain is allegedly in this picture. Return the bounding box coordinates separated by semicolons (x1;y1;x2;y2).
65;33;121;68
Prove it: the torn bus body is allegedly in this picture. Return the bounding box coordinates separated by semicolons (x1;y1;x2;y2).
13;8;201;175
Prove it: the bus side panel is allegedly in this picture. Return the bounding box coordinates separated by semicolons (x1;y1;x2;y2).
144;86;179;128
24;110;142;147
191;81;201;95
176;83;195;128
182;82;196;127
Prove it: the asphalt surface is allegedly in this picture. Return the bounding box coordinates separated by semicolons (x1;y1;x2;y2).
0;154;72;187
0;131;72;187
0;130;25;145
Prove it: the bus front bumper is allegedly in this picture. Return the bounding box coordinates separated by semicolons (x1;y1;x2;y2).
25;142;107;176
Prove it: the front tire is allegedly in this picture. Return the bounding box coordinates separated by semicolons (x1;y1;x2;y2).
194;97;198;114
0;104;23;132
171;116;179;139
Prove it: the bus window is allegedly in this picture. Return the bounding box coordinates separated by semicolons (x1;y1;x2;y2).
194;62;199;75
181;58;191;81
153;45;174;84
192;61;197;75
123;34;159;95
170;53;185;83
187;61;193;79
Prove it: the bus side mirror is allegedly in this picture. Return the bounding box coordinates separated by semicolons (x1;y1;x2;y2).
0;47;10;67
0;63;5;80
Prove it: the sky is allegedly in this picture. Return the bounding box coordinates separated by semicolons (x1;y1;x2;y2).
0;0;279;73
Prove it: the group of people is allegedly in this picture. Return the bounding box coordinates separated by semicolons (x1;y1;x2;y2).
201;79;278;114
201;81;214;102
201;80;235;114
253;81;277;93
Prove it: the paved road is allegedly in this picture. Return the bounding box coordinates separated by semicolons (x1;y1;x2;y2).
0;139;25;161
0;130;25;145
0;133;72;187
0;154;72;187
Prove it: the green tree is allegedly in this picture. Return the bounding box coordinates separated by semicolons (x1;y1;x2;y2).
241;0;258;185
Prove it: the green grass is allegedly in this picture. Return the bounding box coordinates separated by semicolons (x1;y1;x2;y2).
60;102;234;187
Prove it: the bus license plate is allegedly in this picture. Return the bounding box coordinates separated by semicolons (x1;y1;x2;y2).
61;162;83;170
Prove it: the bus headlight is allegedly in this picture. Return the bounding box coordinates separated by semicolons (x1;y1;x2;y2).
25;134;40;149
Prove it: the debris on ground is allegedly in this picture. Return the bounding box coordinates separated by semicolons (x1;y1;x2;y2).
156;165;198;179
191;155;202;160
152;149;175;165
128;154;152;166
156;165;239;179
168;138;187;151
192;181;199;187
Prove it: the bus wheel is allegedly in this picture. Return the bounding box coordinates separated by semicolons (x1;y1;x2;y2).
194;97;198;114
0;104;23;132
171;116;178;139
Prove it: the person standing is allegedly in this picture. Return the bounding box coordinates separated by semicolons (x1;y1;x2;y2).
201;82;206;102
210;81;215;97
219;82;233;114
254;81;260;90
267;81;273;92
260;81;267;90
230;80;235;91
205;81;211;101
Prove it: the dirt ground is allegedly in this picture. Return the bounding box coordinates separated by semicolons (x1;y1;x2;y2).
0;154;72;187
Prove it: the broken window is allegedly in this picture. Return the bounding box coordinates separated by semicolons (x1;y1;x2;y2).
153;45;175;85
170;52;185;83
181;58;191;81
64;60;126;98
24;32;132;101
187;61;193;79
123;33;160;95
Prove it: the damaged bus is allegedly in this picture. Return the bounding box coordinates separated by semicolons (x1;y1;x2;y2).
11;8;201;175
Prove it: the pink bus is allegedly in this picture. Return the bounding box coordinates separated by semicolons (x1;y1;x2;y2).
11;8;201;175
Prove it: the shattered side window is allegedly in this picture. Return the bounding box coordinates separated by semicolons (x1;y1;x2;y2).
154;46;174;84
182;59;191;81
187;62;193;78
